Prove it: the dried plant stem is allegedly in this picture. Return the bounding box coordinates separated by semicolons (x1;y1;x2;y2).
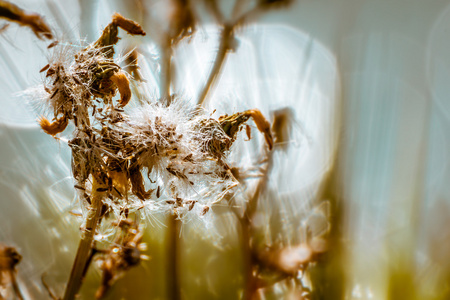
166;213;181;300
205;0;224;23
63;177;107;300
197;24;233;107
231;0;248;21
241;182;266;300
10;272;24;300
240;216;257;300
197;1;270;108
160;20;182;298
238;148;273;300
161;37;173;104
237;149;271;300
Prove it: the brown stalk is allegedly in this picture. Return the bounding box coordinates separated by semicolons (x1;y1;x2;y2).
63;176;107;300
239;152;314;299
241;164;268;300
196;0;258;108
231;109;298;298
197;0;294;108
160;37;173;104
166;213;181;300
204;0;224;24
224;144;272;300
231;0;249;21
158;5;195;296
240;215;256;300
196;23;234;107
10;273;24;300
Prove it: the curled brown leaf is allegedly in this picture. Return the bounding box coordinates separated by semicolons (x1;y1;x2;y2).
0;0;53;39
112;12;146;36
110;71;131;107
38;115;68;136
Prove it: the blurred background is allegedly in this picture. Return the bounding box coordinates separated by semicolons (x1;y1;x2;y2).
0;0;449;299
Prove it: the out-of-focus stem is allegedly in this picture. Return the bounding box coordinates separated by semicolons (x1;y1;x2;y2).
240;216;256;300
205;0;224;23
166;213;181;300
240;148;271;300
197;24;234;107
231;0;248;22
161;37;172;105
197;0;262;108
63;177;107;300
10;271;24;300
78;0;99;42
160;18;181;298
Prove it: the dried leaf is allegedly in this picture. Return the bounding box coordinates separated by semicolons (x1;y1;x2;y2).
38;115;68;136
0;0;53;39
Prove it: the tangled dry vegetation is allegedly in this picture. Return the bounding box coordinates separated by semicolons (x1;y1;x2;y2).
35;12;275;300
0;0;331;299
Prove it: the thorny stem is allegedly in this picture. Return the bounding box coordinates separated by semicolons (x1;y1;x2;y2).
166;213;181;300
197;24;234;107
63;177;107;300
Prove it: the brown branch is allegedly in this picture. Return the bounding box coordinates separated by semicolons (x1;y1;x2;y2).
166;213;181;300
231;0;249;22
63;176;107;300
233;145;272;300
41;273;59;300
197;0;296;108
204;0;225;24
10;271;24;300
240;216;256;300
197;24;234;107
160;37;173;105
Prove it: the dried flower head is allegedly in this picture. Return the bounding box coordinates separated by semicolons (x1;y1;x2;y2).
95;219;148;299
27;11;274;299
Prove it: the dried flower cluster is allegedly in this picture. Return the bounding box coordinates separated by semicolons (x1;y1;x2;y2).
30;12;273;299
0;0;328;299
95;218;148;299
37;12;273;216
